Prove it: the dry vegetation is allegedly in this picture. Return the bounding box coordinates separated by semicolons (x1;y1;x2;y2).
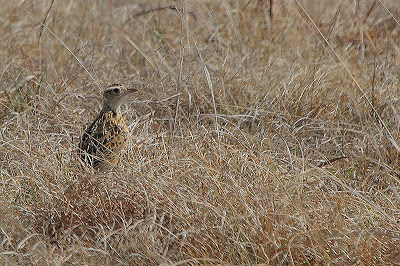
1;0;400;264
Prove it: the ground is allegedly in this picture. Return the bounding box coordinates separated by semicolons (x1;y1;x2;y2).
1;0;400;264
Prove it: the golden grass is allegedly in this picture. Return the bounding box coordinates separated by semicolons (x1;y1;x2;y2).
1;0;400;264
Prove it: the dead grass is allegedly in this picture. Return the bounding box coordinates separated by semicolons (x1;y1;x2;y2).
1;0;400;264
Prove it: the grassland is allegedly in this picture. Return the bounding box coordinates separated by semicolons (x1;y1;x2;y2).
1;0;400;264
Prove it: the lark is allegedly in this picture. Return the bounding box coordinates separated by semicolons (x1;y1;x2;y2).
78;84;137;170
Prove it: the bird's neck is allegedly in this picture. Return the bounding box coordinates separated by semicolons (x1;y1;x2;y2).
102;106;120;115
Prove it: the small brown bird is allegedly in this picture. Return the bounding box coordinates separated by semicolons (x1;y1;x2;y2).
78;84;137;170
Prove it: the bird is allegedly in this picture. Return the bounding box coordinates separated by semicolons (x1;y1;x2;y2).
78;84;138;171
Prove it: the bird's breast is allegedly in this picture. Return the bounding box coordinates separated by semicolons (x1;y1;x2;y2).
102;111;128;140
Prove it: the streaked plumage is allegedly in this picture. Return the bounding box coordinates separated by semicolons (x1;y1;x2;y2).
78;84;137;170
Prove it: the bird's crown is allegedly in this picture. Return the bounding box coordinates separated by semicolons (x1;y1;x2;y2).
103;84;129;99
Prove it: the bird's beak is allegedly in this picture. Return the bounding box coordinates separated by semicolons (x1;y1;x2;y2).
122;88;138;97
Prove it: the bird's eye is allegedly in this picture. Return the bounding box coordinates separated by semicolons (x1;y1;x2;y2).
113;88;120;93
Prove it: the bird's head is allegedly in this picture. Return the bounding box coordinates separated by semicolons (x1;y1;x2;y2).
103;84;138;111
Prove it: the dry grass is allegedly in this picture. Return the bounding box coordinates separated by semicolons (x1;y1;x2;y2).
1;0;400;264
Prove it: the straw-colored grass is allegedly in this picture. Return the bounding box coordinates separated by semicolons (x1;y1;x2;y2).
1;0;400;264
